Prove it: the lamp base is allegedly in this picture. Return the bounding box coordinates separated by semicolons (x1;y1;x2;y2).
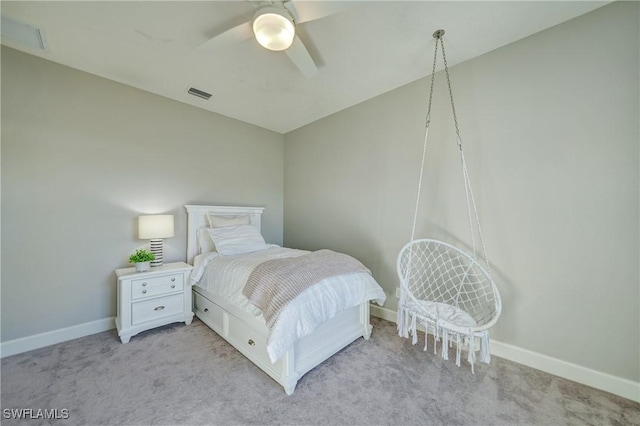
149;239;164;267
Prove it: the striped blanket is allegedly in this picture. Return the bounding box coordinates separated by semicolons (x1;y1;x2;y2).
243;249;371;328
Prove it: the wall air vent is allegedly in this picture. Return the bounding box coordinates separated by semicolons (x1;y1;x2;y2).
187;87;212;100
1;15;47;51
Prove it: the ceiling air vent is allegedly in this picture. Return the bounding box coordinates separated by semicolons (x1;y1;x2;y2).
187;87;212;100
1;15;47;51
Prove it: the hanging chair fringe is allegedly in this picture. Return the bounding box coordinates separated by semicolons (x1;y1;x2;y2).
467;327;476;374
480;333;491;364
396;300;405;337
396;305;492;372
441;327;449;360
411;314;418;345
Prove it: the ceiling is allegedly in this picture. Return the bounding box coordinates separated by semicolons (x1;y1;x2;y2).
1;1;608;134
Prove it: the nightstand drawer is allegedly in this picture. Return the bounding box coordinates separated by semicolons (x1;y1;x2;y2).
132;293;184;325
131;273;184;300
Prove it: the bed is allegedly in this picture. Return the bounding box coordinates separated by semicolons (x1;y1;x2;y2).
185;205;386;395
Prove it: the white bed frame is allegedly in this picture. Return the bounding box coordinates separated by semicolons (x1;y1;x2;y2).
184;205;373;395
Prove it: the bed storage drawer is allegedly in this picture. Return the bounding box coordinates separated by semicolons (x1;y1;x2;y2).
229;316;271;358
227;315;274;369
193;289;289;390
193;290;225;331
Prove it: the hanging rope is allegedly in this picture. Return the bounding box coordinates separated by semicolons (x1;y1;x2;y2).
408;31;439;246
408;29;493;275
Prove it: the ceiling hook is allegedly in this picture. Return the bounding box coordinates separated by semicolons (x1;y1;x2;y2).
433;29;445;39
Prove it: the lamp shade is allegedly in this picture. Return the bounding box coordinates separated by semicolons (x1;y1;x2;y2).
252;7;295;51
138;215;174;239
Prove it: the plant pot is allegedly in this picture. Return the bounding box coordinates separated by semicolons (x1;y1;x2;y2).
135;261;150;272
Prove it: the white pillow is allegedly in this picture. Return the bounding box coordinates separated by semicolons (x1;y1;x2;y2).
207;214;250;228
207;225;267;256
197;227;216;254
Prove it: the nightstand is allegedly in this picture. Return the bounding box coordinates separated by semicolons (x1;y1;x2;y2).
115;262;194;343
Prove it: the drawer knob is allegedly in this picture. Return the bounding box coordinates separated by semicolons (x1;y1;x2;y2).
142;290;147;294
142;282;147;286
171;284;175;289
204;308;209;313
154;306;165;311
248;339;255;346
171;278;176;282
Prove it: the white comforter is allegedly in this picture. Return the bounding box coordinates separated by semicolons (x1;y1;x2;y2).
190;246;386;362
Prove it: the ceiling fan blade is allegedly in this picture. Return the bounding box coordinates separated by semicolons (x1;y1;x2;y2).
285;34;319;78
198;21;253;51
288;1;357;24
283;1;300;22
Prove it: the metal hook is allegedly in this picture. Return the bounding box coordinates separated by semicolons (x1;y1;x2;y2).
433;29;445;39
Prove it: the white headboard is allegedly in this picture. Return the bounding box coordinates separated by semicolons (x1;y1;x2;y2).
184;205;265;264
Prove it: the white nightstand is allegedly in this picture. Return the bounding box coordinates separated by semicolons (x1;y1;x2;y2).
115;262;194;343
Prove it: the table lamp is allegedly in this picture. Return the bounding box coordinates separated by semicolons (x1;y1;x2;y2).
138;214;174;267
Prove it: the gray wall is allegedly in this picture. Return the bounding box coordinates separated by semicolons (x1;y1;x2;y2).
1;47;284;341
284;2;639;382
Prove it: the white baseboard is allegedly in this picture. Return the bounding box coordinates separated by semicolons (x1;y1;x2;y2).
0;317;115;358
370;305;639;403
371;304;398;323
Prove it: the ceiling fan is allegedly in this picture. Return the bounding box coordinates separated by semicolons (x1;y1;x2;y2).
200;1;353;78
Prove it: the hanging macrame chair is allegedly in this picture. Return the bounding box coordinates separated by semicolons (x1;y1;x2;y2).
397;30;502;373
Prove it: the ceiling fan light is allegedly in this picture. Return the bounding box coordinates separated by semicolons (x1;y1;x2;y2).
253;8;295;51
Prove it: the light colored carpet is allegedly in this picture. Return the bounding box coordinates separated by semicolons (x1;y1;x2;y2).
1;317;638;425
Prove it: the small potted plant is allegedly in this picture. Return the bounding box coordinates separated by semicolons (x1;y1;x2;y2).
129;249;155;272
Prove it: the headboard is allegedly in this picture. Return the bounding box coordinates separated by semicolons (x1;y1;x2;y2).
184;205;265;264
